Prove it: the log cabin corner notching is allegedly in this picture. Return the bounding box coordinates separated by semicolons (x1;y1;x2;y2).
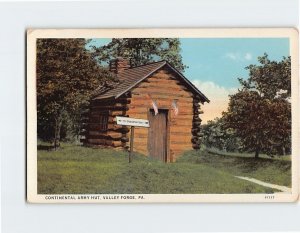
81;58;209;162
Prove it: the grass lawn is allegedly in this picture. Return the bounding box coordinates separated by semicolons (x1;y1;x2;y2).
179;148;291;187
37;143;291;194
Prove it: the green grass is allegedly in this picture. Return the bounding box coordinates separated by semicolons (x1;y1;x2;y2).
204;147;291;161
37;143;290;194
178;149;291;187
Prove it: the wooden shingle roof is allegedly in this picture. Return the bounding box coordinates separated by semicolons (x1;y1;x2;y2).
93;60;209;103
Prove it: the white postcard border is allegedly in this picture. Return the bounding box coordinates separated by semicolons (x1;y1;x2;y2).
27;28;299;203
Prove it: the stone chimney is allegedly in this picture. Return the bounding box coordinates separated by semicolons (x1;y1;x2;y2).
109;57;131;74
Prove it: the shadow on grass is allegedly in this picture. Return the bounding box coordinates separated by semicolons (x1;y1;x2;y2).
206;150;291;173
230;157;290;173
37;142;76;151
37;145;55;151
179;149;291;179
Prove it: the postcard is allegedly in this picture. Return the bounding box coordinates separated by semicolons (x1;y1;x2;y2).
27;28;299;203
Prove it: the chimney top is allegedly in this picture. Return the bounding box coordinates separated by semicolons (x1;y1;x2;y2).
109;57;131;74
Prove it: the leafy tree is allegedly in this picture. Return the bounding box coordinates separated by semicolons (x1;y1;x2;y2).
37;39;114;148
239;54;291;99
90;38;187;71
202;118;241;152
223;54;291;158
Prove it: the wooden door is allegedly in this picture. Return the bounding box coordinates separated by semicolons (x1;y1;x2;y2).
148;109;168;162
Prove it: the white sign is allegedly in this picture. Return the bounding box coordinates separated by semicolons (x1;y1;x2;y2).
116;116;150;128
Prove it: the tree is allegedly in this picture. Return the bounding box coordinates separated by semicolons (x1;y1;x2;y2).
91;38;187;71
223;54;291;158
202;118;241;152
37;39;114;148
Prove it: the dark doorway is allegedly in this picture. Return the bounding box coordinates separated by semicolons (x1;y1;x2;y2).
148;109;168;162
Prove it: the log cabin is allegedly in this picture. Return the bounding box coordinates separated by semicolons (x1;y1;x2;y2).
81;57;209;162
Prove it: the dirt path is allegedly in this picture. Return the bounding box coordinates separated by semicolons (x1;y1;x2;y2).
235;176;291;193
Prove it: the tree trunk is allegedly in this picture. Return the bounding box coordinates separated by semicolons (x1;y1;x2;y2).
54;109;64;150
255;148;260;159
282;146;286;156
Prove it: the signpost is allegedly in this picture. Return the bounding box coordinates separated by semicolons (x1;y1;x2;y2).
116;116;150;163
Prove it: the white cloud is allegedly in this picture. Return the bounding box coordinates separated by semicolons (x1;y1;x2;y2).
192;80;237;123
224;52;252;61
244;52;252;60
225;52;239;60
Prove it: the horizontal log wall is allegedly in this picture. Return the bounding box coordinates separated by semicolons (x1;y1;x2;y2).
81;99;129;148
127;68;195;161
82;66;204;161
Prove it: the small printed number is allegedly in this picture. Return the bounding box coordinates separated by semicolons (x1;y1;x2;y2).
265;195;275;199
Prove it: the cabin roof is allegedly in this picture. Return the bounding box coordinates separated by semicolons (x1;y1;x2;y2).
93;60;210;102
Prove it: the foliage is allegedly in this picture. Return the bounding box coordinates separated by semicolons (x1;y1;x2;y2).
223;54;291;158
37;39;114;146
91;38;187;71
37;143;283;194
238;54;291;99
202;118;241;152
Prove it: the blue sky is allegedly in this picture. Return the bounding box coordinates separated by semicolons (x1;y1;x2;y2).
180;38;289;88
87;38;289;122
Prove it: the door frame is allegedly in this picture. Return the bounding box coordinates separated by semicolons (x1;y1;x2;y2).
147;108;170;162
